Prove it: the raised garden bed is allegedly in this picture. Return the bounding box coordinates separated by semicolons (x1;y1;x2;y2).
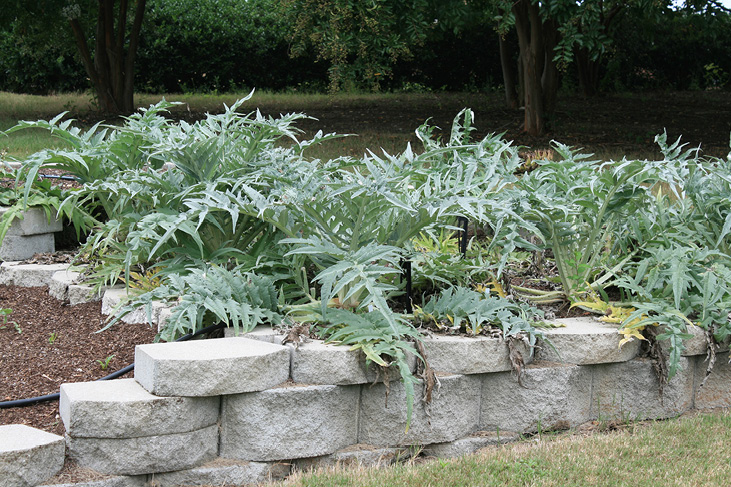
1;97;731;485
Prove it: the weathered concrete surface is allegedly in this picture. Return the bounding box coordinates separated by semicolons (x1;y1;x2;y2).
290;339;414;385
67;424;218;476
147;458;290;486
220;384;359;461
155;307;172;332
672;325;731;356
694;352;731;410
421;335;532;375
135;337;290;396
536;317;640;365
101;287;167;325
0;206;62;236
60;379;219;438
0;262;69;287
0;234;55;261
291;340;369;384
591;357;694;421
49;269;81;301
423;430;520;458
48;268;108;305
223;325;285;344
0;206;63;260
43;474;146;487
67;283;103;305
294;445;409;471
480;362;593;433
359;374;481;446
0;424;65;487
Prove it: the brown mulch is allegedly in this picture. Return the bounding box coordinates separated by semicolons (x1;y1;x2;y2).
0;285;157;436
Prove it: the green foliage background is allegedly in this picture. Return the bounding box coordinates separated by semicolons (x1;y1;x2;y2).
1;0;729;95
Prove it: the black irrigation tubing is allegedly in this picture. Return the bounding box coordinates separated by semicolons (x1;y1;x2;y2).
38;173;80;181
0;322;227;409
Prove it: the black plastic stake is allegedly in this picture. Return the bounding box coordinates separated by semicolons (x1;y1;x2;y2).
404;259;413;314
400;258;413;314
458;216;469;257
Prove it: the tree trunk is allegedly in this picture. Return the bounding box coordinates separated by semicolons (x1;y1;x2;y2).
513;0;545;136
575;5;623;97
511;0;562;136
541;18;560;117
498;33;519;110
575;46;600;97
68;0;146;114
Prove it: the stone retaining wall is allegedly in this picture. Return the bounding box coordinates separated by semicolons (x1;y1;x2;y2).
0;207;62;261
1;266;730;487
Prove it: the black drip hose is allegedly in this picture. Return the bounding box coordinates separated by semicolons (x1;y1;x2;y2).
37;173;80;181
0;322;227;409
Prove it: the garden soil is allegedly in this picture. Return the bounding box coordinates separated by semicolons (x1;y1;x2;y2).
0;285;157;436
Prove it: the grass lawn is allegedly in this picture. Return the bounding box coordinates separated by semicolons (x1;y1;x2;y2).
3;90;730;162
279;410;731;487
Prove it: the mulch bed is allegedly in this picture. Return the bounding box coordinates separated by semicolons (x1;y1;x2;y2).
0;284;157;436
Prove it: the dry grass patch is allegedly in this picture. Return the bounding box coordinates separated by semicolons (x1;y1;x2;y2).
278;410;731;487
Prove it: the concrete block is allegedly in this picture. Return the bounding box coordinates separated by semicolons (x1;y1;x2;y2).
101;287;165;324
0;261;19;285
423;430;520;458
592;357;694;421
148;458;290;486
102;287;129;314
135;337;290;396
60;378;219;438
0;233;55;261
480;362;593;433
101;287;138;317
49;269;82;301
44;475;146;487
421;335;533;375
0;424;65;487
68;283;103;305
67;424;218;476
155;307;172;333
694;352;731;409
0;206;62;236
291;339;409;385
0;262;69;287
673;325;730;356
536;317;640;365
294;445;409;471
359;374;481;446
220;384;360;461
224;324;285;344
